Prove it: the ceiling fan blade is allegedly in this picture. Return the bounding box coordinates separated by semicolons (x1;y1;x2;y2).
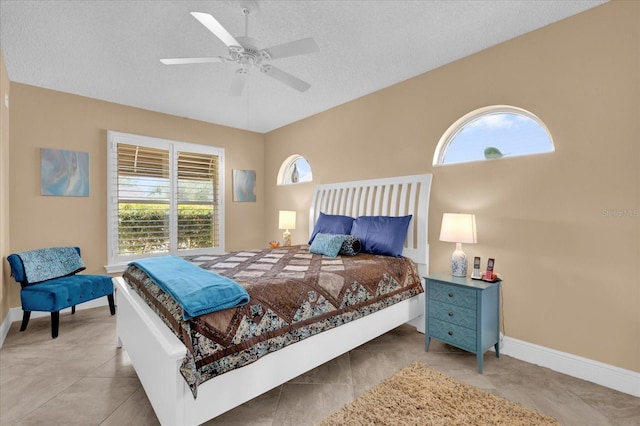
261;65;311;92
263;37;319;60
160;57;225;65
229;69;247;96
191;12;241;48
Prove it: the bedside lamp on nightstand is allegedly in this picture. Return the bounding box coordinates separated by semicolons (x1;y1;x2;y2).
279;210;296;246
439;213;477;277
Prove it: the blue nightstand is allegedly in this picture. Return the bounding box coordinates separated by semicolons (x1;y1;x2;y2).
425;273;500;373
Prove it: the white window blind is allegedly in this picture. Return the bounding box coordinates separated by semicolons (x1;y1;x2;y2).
106;131;224;272
176;151;220;251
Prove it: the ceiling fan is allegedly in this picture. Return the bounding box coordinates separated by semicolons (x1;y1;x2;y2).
160;2;319;96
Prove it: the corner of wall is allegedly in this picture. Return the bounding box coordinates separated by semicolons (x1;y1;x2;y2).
0;48;12;324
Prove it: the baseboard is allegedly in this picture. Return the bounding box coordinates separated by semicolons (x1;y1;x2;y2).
0;298;108;348
1;302;638;398
501;336;640;398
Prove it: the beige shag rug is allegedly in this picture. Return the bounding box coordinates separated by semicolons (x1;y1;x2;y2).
318;363;559;426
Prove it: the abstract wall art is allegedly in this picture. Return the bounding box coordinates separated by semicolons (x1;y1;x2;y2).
41;148;90;196
233;169;256;202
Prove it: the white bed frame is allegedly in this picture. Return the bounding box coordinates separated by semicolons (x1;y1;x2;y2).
115;173;432;425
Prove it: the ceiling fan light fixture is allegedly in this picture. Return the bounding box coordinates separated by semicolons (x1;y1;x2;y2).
162;5;318;94
229;68;247;96
260;64;272;74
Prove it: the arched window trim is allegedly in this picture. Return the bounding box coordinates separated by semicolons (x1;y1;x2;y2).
277;154;313;186
433;105;555;166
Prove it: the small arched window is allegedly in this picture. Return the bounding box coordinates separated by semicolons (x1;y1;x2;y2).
277;154;313;185
433;106;554;166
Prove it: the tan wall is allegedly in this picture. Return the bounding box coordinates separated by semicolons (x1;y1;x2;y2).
0;51;10;323
265;1;640;372
6;83;265;309
3;1;638;374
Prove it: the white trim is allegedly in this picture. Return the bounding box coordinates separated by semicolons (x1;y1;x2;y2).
2;299;637;398
501;336;640;398
105;262;129;274
0;310;14;347
105;130;225;271
432;105;555;166
0;297;109;348
276;154;313;186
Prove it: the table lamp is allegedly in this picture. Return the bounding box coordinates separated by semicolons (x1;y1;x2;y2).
279;210;296;246
439;213;477;277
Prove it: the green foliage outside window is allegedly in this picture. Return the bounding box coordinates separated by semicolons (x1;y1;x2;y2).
118;203;213;254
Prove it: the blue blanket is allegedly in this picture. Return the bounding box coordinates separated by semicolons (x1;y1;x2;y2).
17;247;86;284
130;256;249;320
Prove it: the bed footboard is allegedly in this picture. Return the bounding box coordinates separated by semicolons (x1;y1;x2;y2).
116;277;424;426
115;277;188;425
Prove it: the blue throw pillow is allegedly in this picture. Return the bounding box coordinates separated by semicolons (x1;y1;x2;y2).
309;212;355;244
350;215;412;257
309;233;347;257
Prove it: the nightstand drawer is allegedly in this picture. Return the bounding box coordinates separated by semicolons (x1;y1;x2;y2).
428;318;476;352
429;281;476;309
429;299;476;329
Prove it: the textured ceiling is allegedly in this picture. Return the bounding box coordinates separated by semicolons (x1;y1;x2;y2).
0;0;605;133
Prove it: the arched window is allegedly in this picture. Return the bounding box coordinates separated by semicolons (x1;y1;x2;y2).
277;154;313;185
433;106;554;166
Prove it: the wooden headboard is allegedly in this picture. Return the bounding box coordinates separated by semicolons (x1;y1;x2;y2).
309;174;432;272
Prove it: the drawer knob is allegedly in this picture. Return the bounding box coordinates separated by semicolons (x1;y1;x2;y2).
448;292;454;298
448;331;453;336
448;312;454;317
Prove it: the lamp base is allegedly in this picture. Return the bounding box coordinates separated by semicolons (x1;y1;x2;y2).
282;230;291;246
450;243;468;277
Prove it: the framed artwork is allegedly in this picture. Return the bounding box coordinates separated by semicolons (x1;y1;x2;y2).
41;148;90;197
233;169;256;202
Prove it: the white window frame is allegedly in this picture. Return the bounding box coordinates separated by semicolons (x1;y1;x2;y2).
277;154;313;185
433;105;554;166
106;131;225;273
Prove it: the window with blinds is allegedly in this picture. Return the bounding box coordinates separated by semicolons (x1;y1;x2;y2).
106;131;224;272
176;151;219;251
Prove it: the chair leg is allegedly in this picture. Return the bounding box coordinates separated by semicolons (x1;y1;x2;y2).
71;305;76;315
51;311;60;339
107;294;116;315
20;311;31;332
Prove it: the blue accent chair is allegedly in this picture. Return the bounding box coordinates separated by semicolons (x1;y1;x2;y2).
7;247;115;338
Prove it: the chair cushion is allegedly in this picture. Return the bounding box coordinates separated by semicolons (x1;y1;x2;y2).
20;275;113;312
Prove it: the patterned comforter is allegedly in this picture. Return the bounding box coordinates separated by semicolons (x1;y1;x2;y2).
122;245;423;397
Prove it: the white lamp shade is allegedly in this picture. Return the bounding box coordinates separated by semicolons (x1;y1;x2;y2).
279;210;296;230
439;213;477;244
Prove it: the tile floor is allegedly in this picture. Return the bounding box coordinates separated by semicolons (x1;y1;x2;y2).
1;307;638;426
